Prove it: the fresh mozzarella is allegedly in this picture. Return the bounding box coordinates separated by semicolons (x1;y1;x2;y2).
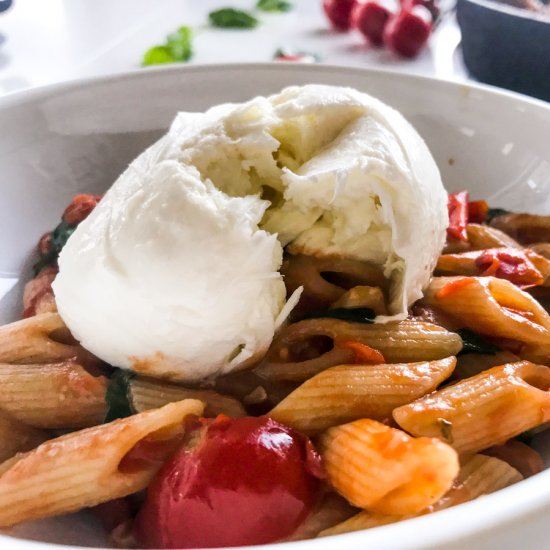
53;84;448;382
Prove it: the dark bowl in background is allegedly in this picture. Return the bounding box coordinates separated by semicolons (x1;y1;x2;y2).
457;0;550;102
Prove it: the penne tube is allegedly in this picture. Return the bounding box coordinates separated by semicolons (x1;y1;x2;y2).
530;243;550;260
0;399;204;527
269;357;456;434
129;377;246;418
0;361;107;429
330;286;387;315
435;249;548;287
280;254;386;317
465;223;522;250
0;411;50;462
490;213;550;245
453;351;521;380
319;419;459;516
255;318;462;382
319;454;521;537
393;361;550;453
285;492;358;541
422;276;550;348
0;313;98;366
481;439;544;478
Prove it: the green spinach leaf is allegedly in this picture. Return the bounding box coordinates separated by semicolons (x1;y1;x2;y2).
457;328;501;355
486;207;510;223
104;369;136;423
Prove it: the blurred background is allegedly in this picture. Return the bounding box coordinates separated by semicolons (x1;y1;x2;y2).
0;0;547;101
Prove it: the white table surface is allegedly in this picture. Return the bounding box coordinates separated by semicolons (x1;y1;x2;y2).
0;0;467;95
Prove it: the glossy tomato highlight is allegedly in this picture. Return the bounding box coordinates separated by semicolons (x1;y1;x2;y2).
134;415;323;549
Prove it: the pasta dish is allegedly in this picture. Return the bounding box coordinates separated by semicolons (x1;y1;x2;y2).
0;85;549;549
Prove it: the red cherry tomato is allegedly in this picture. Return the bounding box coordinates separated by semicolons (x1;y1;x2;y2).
134;415;323;549
384;5;432;58
447;190;469;241
323;0;357;31
401;0;440;22
352;0;394;47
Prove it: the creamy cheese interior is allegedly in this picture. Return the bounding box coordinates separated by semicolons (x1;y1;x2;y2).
53;85;448;382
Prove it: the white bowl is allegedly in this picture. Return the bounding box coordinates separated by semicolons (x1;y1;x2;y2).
1;64;549;550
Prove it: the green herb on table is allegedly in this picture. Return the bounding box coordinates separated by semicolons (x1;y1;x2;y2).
304;307;376;324
273;47;320;62
257;0;293;12
104;369;136;423
486;207;510;224
209;8;259;28
142;26;193;66
457;328;501;355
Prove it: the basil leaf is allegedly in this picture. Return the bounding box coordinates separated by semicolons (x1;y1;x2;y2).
486;207;510;223
257;0;293;12
142;45;177;66
209;8;259;28
457;328;501;355
104;369;136;423
167;26;193;61
304;307;375;324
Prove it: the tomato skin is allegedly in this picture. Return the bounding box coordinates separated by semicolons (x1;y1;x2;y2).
134;416;322;549
447;190;469;241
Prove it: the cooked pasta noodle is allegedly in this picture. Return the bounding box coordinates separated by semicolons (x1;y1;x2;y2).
269;357;456;433
422;276;550;349
393;361;550;453
0;410;49;462
481;439;544;478
129;377;246;418
0;313;97;366
255;318;462;382
0;399;204;527
320;454;522;536
319;419;459;515
490;213;550;245
0;360;107;429
280;254;386;316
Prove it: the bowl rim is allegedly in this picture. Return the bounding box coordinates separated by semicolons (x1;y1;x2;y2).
1;62;550;550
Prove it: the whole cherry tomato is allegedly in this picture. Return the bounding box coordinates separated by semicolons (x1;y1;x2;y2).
352;0;394;47
323;0;357;30
384;5;432;58
134;415;323;549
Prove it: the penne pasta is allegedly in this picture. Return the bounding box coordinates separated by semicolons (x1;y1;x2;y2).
465;223;522;250
393;361;550;453
0;399;204;527
255;318;462;382
269;357;456;434
0;313;98;366
453;351;521;380
422;276;550;349
285;492;358;541
435;249;549;287
319;419;459;515
330;286;387;315
320;454;522;537
0;411;50;462
0;360;107;429
481;439;544;478
280;254;386;317
129;377;246;418
530;243;550;260
490;212;550;245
